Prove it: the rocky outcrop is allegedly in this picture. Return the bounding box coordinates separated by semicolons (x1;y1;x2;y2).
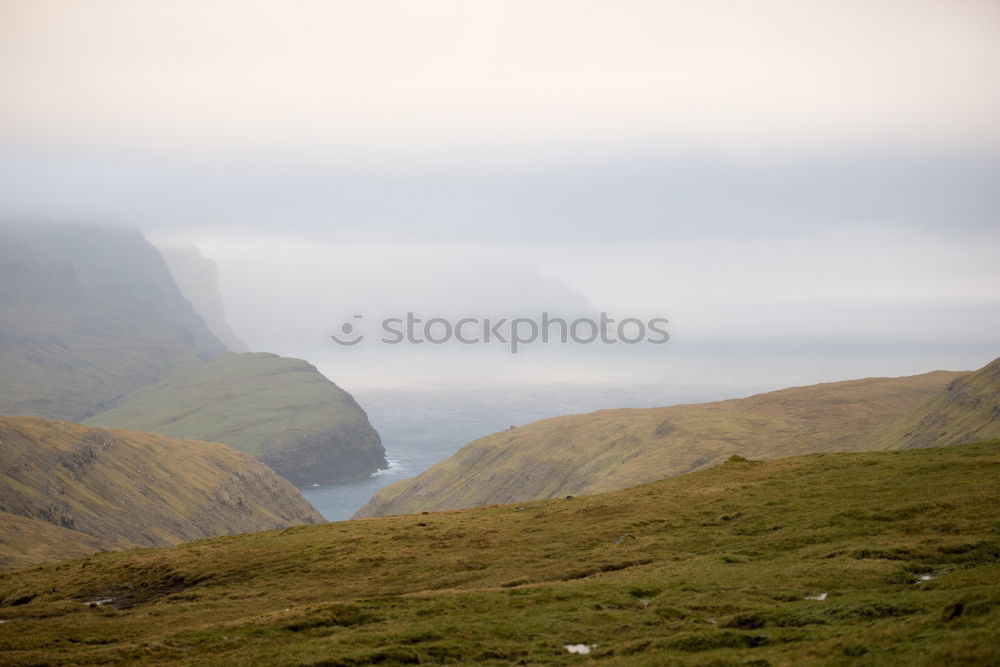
0;416;323;557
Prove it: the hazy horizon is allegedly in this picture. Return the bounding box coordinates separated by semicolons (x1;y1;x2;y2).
3;0;999;396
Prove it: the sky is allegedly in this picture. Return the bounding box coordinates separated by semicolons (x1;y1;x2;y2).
1;0;999;390
3;0;1000;158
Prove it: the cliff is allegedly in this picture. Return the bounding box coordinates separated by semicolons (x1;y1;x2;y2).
86;353;387;486
157;244;249;353
0;227;220;422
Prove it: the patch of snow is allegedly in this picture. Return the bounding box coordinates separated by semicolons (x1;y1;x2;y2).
804;593;827;601
916;574;935;583
565;644;595;655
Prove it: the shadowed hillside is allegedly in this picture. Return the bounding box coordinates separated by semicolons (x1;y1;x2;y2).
356;369;965;517
0;416;322;563
0;442;997;665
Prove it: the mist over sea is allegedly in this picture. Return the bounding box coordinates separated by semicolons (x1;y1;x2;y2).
300;341;998;520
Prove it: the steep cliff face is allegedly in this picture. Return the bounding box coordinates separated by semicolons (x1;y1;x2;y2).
4;225;227;357
86;353;387;486
355;369;965;517
873;356;1000;449
0;416;323;560
157;244;249;353
0;225;386;485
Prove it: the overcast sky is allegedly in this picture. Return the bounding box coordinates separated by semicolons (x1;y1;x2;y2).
2;0;998;383
3;0;1000;156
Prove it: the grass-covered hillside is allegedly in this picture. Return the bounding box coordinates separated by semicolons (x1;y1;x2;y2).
357;369;964;517
0;441;998;665
0;416;322;563
86;353;387;486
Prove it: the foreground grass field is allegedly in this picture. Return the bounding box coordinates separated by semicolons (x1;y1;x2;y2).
1;442;999;665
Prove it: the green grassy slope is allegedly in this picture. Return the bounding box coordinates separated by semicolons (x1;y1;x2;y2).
873;356;1000;450
0;512;119;571
0;442;998;665
357;370;964;517
85;353;387;486
0;416;322;559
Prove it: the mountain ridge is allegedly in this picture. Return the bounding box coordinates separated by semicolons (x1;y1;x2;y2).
355;368;969;517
